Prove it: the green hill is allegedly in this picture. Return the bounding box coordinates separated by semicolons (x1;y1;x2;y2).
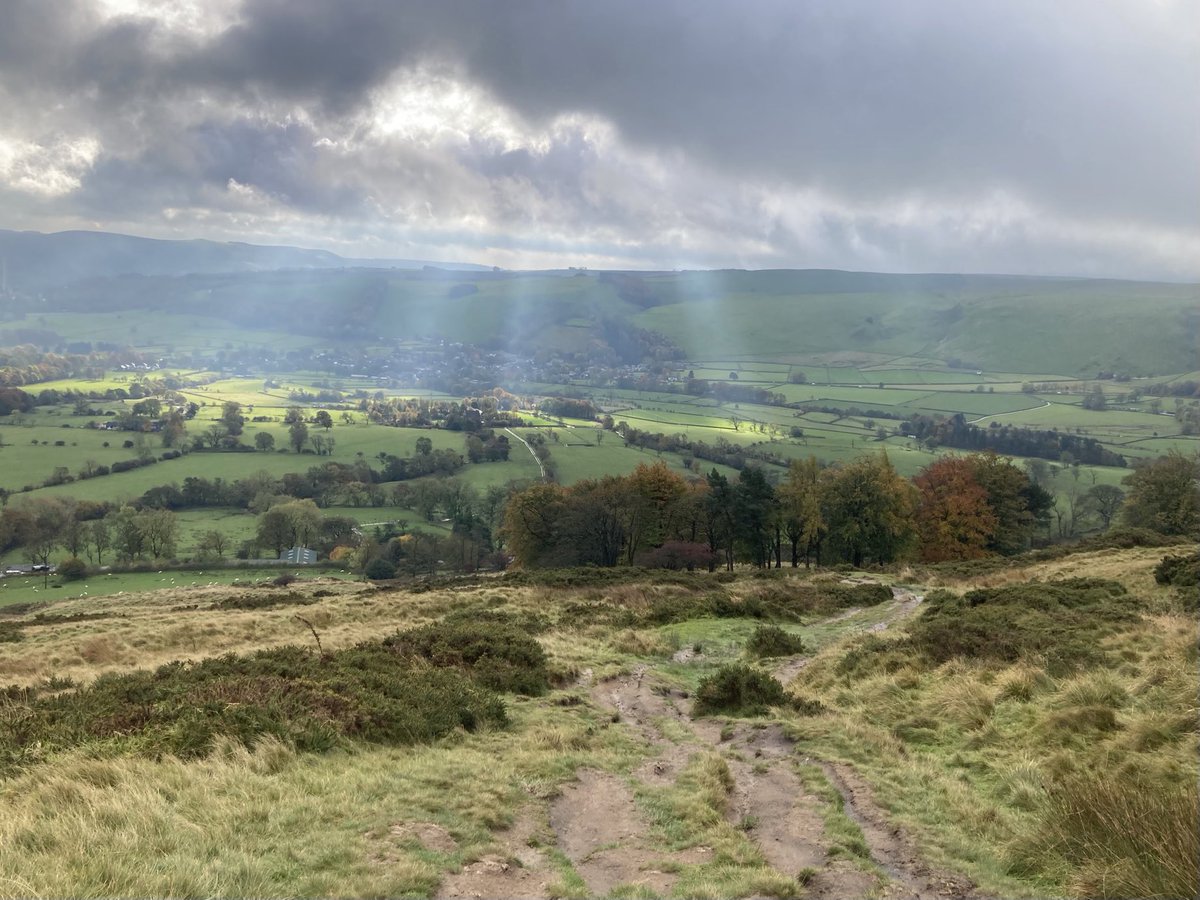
3;231;1196;376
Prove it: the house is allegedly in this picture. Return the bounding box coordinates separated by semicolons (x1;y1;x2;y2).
280;547;317;565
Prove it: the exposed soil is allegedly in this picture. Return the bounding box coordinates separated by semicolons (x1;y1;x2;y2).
550;769;693;897
436;582;986;899
435;807;554;900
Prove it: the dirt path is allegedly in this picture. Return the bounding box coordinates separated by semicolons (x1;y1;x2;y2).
438;583;988;899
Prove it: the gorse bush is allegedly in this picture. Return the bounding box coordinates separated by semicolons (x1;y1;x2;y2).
0;641;510;776
910;579;1139;675
693;663;790;716
383;618;550;695
745;625;806;658
1155;553;1200;612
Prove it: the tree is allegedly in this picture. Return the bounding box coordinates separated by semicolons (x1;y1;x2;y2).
256;499;323;555
619;462;689;564
1121;451;1200;536
415;436;433;456
314;410;334;431
15;498;67;584
733;466;776;568
1084;483;1125;531
110;507;146;562
221;401;245;436
283;406;305;426
965;453;1037;554
777;457;825;567
289;420;309;453
89;518;111;565
139;509;178;559
197;529;229;560
705;470;737;571
159;409;187;448
913;457;998;562
61;509;89;559
821;453;916;567
501;483;568;568
255;431;276;451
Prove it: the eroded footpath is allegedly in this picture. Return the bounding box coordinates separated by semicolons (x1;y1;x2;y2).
440;586;992;899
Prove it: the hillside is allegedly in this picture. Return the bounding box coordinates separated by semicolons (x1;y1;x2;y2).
0;547;1194;899
0;229;487;290
1;233;1195;375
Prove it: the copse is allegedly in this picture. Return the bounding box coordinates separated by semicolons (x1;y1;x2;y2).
502;453;920;571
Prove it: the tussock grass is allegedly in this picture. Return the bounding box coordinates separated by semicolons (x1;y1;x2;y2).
1012;774;1200;900
0;696;644;899
785;560;1198;898
0;551;1193;899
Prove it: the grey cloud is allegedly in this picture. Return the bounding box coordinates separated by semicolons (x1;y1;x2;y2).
0;0;1196;278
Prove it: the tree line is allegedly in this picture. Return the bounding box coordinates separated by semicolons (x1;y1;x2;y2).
502;450;1198;571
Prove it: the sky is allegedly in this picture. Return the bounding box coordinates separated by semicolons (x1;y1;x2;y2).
0;0;1197;278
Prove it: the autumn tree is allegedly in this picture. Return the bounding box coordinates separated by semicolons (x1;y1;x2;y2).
913;456;998;562
619;462;690;564
777;457;825;567
501;482;569;568
964;452;1040;554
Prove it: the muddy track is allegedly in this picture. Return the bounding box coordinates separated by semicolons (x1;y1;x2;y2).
439;585;990;899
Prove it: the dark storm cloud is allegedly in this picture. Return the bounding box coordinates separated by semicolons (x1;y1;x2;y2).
0;0;1195;276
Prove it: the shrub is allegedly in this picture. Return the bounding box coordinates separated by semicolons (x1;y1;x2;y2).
745;625;806;658
1154;553;1199;588
693;663;789;716
0;623;23;644
910;579;1140;675
0;643;507;775
384;619;550;695
57;558;88;581
365;558;397;580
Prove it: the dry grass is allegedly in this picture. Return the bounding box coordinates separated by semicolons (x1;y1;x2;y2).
0;549;1193;899
0;695;644;899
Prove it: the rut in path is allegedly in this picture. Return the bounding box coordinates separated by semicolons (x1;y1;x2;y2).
437;586;988;899
591;666;989;899
579;585;989;900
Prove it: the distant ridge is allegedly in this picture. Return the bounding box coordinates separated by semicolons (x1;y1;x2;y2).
0;229;489;290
